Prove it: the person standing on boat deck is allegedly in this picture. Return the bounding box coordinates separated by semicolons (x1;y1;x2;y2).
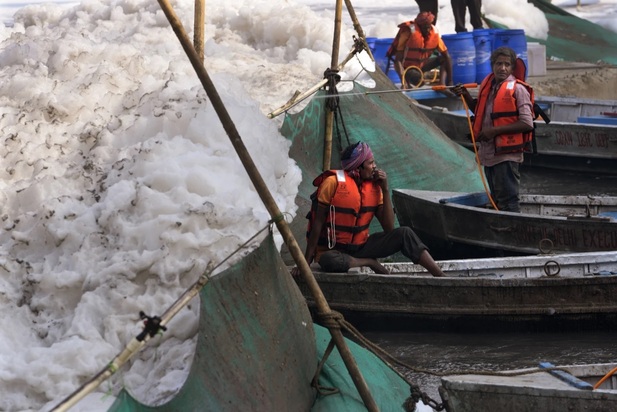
387;11;453;88
451;0;483;33
452;47;534;213
292;142;445;277
415;0;439;24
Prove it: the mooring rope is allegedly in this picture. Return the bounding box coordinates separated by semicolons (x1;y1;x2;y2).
314;309;586;412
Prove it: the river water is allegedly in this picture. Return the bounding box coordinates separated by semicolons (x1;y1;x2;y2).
365;165;617;408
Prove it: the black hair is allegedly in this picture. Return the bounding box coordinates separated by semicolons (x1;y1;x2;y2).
491;46;517;66
340;142;361;160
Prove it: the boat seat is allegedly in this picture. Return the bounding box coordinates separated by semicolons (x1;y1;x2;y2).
577;115;617;125
539;362;593;390
440;192;489;207
405;90;447;100
598;211;617;221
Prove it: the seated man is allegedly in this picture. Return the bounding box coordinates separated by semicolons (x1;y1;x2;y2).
294;142;445;277
387;11;453;88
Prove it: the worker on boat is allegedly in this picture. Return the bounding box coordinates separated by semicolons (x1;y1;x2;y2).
452;46;534;213
386;11;453;88
292;142;445;277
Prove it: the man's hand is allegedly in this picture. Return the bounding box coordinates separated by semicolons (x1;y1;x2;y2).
451;83;469;97
372;168;389;190
476;127;497;142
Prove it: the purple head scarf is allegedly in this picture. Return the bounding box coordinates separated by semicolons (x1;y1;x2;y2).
340;142;373;171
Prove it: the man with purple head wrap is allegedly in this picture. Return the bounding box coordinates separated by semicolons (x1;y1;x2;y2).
340;141;373;172
293;142;445;277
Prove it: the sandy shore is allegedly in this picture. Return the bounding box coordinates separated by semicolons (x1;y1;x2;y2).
526;60;617;100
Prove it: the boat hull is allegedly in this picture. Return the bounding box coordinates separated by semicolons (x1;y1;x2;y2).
296;251;617;332
392;189;617;259
406;90;617;174
439;363;617;412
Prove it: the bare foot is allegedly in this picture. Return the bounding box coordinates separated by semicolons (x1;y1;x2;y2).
348;257;389;274
368;260;389;274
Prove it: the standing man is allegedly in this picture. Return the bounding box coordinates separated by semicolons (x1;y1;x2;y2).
452;47;534;212
387;11;453;88
451;0;483;33
293;142;445;277
415;0;439;24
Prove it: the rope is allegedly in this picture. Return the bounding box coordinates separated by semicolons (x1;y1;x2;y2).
460;94;499;211
312;309;585;411
311;339;341;396
402;65;424;88
51;223;274;412
323;67;351;149
594;366;617;389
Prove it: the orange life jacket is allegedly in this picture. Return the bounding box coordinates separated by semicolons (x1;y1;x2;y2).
386;21;440;69
473;73;535;154
306;170;381;252
387;21;440;69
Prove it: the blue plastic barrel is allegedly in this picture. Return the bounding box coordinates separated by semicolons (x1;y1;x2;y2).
472;29;495;83
442;32;476;84
493;29;528;79
373;37;400;84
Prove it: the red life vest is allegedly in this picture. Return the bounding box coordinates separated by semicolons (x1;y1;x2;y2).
473;73;535;154
306;170;381;252
386;21;440;69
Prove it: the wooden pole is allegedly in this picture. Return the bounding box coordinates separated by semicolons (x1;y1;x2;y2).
343;0;374;61
156;1;379;411
194;0;205;61
267;48;358;119
50;276;211;412
323;0;344;171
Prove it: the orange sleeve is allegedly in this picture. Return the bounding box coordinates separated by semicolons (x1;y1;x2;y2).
437;36;447;53
317;175;338;204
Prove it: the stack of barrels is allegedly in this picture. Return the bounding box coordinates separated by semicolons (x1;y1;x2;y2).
368;29;528;85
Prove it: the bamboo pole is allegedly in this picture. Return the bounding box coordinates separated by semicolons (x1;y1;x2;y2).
266;48;357;119
193;0;205;61
51;275;211;411
156;1;379;411
322;0;344;171
343;0;374;61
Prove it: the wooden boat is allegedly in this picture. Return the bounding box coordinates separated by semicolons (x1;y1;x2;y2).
391;188;617;259
439;362;617;412
405;88;617;174
295;251;617;332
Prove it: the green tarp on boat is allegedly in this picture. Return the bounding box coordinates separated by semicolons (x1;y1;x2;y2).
488;0;617;65
282;68;483;201
280;67;484;252
108;233;412;411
